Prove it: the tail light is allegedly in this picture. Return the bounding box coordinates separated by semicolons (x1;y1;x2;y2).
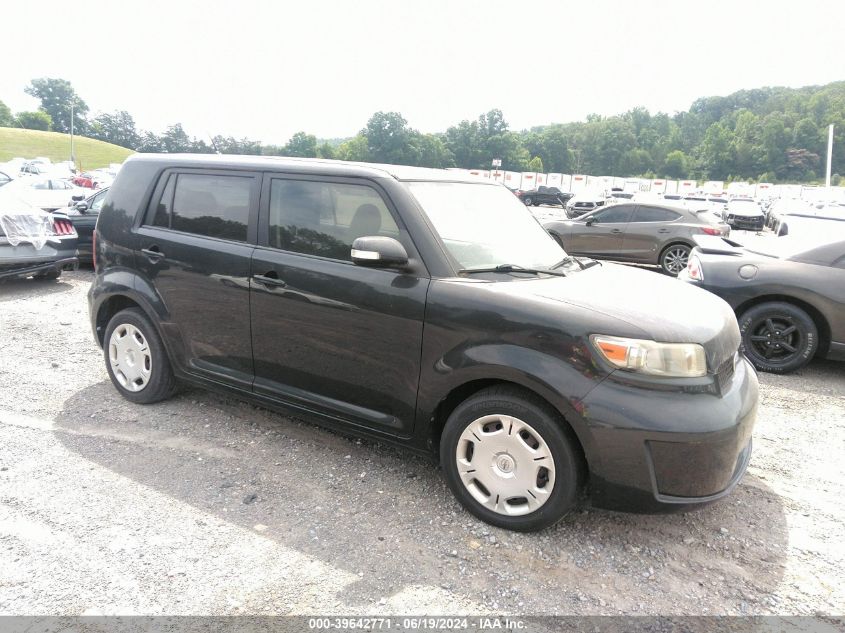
92;229;97;270
699;226;721;235
687;255;703;281
52;218;76;236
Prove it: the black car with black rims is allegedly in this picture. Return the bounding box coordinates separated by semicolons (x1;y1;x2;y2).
89;154;758;531
681;234;845;373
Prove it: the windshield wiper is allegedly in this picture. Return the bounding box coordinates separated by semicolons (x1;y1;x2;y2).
459;264;568;277
552;255;585;270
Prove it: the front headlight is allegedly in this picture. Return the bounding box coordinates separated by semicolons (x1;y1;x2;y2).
591;335;707;377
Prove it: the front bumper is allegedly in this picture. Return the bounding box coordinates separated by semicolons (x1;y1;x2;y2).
578;355;758;513
726;215;765;231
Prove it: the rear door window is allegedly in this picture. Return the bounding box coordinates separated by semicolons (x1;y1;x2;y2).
633;206;681;222
147;172;255;242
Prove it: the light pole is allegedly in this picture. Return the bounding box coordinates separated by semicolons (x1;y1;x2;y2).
70;102;75;166
825;124;834;189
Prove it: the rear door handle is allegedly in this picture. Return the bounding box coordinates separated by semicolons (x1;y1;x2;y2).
610;229;623;234
253;273;286;288
141;246;165;261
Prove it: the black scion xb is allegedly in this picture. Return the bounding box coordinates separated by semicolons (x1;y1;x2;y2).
89;154;758;531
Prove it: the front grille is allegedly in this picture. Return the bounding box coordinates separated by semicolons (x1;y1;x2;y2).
716;353;737;394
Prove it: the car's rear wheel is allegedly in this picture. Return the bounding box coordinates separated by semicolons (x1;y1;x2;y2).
523;197;533;206
739;302;818;373
104;308;177;404
659;244;691;276
440;386;582;532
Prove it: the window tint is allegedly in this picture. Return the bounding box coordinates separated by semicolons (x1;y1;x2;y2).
634;206;681;222
150;173;252;241
594;205;633;223
268;179;399;260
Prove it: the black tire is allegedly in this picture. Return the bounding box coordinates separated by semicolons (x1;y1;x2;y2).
103;307;178;404
523;197;533;206
440;386;583;532
659;243;691;276
739;302;818;373
33;268;61;280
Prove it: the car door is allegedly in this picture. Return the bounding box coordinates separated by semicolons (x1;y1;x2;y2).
133;168;260;389
565;204;634;259
621;205;683;263
249;174;429;437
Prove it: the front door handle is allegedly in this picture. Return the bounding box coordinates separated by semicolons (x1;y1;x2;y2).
610;229;623;234
253;273;287;288
141;246;165;261
657;228;670;233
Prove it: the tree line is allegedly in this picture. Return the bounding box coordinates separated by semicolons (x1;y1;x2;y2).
2;78;843;184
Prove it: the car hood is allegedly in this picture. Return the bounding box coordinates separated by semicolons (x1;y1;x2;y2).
498;263;740;371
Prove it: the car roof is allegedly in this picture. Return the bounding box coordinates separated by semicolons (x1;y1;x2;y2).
125;153;497;185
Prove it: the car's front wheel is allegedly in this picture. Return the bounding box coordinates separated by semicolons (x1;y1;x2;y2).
104;308;177;403
440;387;583;532
660;243;691;276
739;302;818;373
523;197;533;206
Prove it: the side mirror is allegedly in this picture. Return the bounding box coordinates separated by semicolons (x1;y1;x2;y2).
585;217;596;226
351;236;409;268
75;202;89;213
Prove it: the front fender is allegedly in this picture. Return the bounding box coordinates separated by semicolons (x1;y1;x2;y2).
416;341;609;467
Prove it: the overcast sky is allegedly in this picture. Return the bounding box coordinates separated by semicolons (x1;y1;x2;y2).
3;0;843;145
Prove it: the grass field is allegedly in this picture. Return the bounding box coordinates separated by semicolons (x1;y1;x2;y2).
0;127;134;170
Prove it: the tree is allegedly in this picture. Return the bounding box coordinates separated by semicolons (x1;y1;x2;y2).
161;124;192;153
336;134;370;162
16;110;52;131
362;112;418;164
527;156;544;173
663;150;688;179
24;78;88;134
317;142;336;159
88;110;140;149
283;132;318;157
0;100;13;127
414;133;454;168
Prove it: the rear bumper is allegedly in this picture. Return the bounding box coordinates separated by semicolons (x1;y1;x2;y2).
578;355;758;513
0;256;78;280
0;241;79;280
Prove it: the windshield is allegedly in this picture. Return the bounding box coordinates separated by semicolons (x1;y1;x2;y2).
406;181;564;270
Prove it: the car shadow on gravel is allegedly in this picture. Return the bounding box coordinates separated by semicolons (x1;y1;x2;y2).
54;380;789;614
0;276;77;302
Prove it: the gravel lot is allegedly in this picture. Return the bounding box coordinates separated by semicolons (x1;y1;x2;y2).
1;269;843;616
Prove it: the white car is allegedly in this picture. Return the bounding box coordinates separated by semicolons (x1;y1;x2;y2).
723;198;765;231
8;178;87;211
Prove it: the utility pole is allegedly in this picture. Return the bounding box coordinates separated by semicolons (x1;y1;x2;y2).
70;102;76;166
825;124;834;189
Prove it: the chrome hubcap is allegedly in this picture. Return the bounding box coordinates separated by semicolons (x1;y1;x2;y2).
456;415;555;516
108;323;152;392
663;248;689;274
